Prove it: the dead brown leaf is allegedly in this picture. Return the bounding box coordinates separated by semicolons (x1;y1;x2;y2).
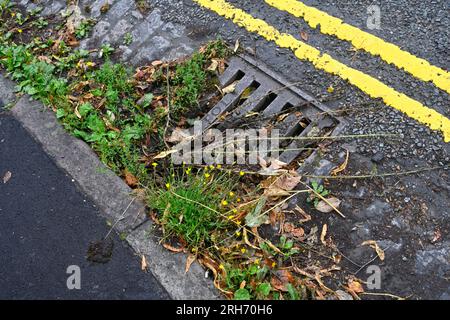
300;31;309;41
207;59;219;72
275;174;301;191
283;222;295;233
221;81;238;95
320;224;328;245
151;60;163;67
124;169;138;187
162;243;184;253
262;172;301;198
291;227;305;239
348;279;364;293
270;270;295;292
315;197;341;213
361;240;385;261
154;149;178;159
431;229;442;243
167;127;193;144
141;255;148;272
258;158;289;176
295;206;311;223
198;255;233;296
37;55;52;64
268;159;288;171
264;186;290;198
331;150;349;175
243;228;259;249
185;254;196;273
3;171;12;184
217;59;226;74
233;39;240;53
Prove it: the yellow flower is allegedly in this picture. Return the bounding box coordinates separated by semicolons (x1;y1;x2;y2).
235;231;241;237
191;248;197;253
235;220;241;226
327;85;335;93
221;200;228;206
271;262;277;268
239;171;245;176
240;248;246;254
219;264;225;270
237;198;241;203
17;29;23;33
227;215;234;220
165;183;171;189
229;191;235;197
204;173;211;178
86;61;95;67
254;259;260;265
151;162;158;168
209;164;215;170
232;208;237;213
216;164;222;169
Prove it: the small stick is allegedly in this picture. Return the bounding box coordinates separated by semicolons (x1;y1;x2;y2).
361;292;408;300
163;65;171;149
303;166;447;180
104;197;136;239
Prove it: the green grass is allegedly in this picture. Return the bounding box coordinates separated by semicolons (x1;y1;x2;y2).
172;39;231;114
123;32;133;45
147;167;236;249
0;41;152;180
75;20;94;39
172;52;207;112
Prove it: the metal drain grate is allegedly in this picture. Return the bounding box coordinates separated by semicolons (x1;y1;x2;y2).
197;54;346;167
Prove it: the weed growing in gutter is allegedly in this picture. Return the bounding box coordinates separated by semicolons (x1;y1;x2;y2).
0;2;350;300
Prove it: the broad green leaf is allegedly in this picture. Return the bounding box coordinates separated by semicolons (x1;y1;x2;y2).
56;108;66;119
256;283;271;297
78;102;93;117
287;283;300;300
141;93;154;108
233;288;251;300
245;196;267;227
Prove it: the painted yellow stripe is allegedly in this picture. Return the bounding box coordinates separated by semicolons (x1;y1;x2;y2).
194;0;450;142
265;0;450;95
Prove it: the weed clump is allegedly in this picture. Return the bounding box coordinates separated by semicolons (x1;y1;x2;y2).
147;167;236;249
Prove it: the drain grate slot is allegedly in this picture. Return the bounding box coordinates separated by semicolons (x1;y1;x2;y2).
223;69;246;87
255;92;278;113
197;54;346;167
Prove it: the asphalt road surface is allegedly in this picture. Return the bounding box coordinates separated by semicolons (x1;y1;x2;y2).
0;101;169;299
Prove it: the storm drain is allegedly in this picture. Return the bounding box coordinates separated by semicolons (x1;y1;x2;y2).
192;54;346;168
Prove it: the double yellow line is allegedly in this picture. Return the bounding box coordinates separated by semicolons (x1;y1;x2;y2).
194;0;450;142
265;0;450;95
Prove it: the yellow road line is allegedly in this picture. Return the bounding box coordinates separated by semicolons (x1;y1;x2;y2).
194;0;450;142
265;0;450;95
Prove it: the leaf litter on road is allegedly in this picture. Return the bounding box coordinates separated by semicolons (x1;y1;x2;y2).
3;171;12;184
